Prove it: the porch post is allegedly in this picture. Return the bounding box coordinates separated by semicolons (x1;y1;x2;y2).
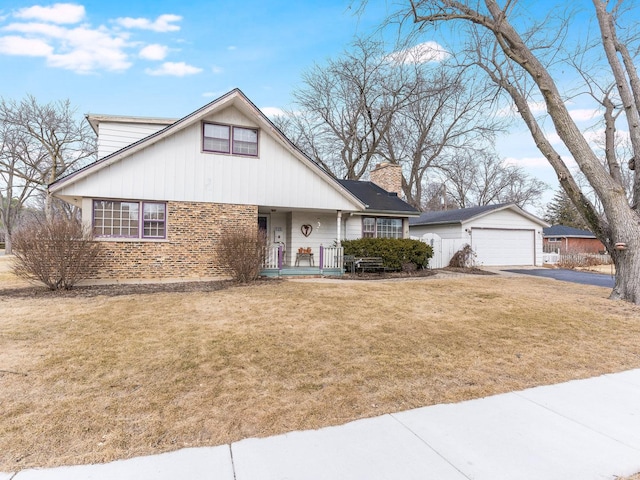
319;245;324;275
336;210;342;247
278;244;283;270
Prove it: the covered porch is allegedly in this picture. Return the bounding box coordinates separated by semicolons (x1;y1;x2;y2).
257;207;348;277
260;244;345;277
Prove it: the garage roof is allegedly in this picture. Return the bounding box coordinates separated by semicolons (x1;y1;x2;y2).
409;203;548;227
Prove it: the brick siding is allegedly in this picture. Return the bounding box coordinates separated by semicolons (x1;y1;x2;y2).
89;201;257;281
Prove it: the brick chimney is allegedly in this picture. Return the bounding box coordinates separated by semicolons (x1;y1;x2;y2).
370;162;403;198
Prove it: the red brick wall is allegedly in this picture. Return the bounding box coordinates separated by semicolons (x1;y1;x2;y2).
544;237;605;254
89;201;257;281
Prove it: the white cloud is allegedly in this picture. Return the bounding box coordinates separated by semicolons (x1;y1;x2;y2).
145;61;202;76
386;42;449;64
569;108;600;122
15;3;85;24
261;107;285;118
4;21;131;73
0;35;53;56
116;14;181;32
0;7;185;74
139;44;168;60
211;64;223;74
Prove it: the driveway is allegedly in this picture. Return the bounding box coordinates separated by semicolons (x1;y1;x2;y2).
503;268;615;288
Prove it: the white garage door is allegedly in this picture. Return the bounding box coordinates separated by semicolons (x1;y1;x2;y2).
471;229;535;266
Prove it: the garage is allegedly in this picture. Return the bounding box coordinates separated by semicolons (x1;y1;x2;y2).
408;203;548;267
471;228;535;266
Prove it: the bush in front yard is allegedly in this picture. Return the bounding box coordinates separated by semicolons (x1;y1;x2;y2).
12;217;101;290
342;238;433;271
217;229;267;283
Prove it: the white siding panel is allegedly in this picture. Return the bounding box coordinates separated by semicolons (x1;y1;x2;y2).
98;122;168;158
409;224;466;240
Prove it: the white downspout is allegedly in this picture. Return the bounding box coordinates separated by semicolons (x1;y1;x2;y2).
337;211;342;247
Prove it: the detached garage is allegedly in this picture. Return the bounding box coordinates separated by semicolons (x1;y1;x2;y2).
409;203;549;267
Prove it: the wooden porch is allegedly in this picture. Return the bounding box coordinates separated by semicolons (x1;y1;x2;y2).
260;245;345;277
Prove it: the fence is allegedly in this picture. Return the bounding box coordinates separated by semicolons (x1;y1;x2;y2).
414;233;467;269
543;251;611;266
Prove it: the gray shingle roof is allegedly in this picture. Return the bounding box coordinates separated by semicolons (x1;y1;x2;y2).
337;179;419;215
409;203;513;226
543;225;596;238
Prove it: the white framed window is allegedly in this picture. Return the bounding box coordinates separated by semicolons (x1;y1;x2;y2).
203;122;258;156
203;124;230;153
93;200;166;239
362;217;403;239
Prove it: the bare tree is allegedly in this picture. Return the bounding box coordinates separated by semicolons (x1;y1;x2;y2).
0;118;45;253
286;38;412;180
439;150;547;209
279;36;506;210
0;96;96;222
379;0;640;303
379;64;504;207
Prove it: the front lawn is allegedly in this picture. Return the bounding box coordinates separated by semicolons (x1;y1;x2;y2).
1;269;639;471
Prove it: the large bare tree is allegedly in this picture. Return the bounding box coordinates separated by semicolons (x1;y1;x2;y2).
277;37;506;208
0;96;95;223
379;0;640;303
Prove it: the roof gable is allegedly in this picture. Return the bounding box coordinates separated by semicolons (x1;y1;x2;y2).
409;203;548;227
49;89;365;211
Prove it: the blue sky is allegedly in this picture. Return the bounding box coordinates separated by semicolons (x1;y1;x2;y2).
0;0;612;209
0;1;391;117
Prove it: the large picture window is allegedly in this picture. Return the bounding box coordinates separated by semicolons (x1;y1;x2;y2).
362;217;403;239
93;200;166;239
203;122;258;156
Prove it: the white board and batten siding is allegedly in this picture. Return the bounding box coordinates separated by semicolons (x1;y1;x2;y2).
59;108;360;214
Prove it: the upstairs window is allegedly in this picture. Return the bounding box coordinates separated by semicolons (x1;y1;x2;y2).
203;124;230;153
203;122;258;156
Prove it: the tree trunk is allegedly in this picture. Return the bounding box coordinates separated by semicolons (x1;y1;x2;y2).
609;210;640;303
3;225;11;255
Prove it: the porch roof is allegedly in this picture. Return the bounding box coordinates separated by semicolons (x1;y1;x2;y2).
337;180;420;216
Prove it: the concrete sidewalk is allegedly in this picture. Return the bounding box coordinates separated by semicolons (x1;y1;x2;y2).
5;369;640;480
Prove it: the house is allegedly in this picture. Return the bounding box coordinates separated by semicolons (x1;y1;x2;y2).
49;89;420;282
409;203;549;267
543;225;605;254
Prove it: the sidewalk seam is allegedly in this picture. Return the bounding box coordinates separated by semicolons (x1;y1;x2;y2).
388;413;472;480
228;444;237;480
513;389;640;452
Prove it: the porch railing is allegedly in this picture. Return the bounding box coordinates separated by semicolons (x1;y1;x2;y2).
262;245;344;271
263;244;283;269
320;246;343;270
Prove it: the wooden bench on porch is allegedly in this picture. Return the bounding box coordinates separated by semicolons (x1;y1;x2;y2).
354;257;386;274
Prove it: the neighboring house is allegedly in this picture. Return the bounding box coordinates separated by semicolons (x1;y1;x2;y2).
543;225;605;254
49;89;419;282
409;203;549;267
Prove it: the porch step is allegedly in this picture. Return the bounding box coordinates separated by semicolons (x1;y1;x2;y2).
260;268;343;278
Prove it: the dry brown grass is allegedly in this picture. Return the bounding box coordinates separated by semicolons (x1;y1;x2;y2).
2;268;640;472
